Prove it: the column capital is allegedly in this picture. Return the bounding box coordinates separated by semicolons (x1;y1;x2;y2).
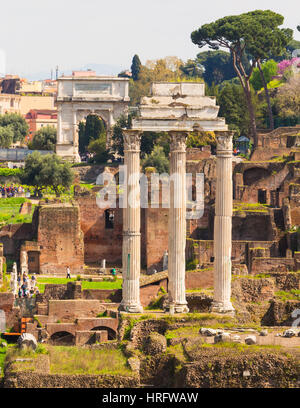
123;129;142;152
169;131;188;153
215;130;234;157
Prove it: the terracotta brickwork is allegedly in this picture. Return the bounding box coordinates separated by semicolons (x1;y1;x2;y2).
37;204;84;274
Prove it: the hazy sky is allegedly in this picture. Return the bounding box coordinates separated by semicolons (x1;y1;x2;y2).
1;0;299;77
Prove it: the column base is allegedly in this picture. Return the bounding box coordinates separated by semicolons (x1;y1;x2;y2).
118;303;143;313
164;302;189;314
211;301;235;315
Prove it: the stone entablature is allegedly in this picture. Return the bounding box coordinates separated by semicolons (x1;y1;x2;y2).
132;82;228;132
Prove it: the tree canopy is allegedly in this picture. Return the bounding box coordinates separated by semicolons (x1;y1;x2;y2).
131;54;142;81
21;151;74;196
142;145;169;174
79;114;106;154
0;126;14;148
191;10;293;145
196;51;237;86
250;60;278;91
0;113;28;143
28;126;57;151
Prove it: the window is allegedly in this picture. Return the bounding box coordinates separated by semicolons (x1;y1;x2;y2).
105;210;114;229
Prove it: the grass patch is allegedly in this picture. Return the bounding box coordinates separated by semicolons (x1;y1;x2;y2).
49;346;132;376
36;277;122;293
197;342;282;352
275;289;300;301
165;326;200;342
233;202;269;213
0;197;36;226
166;343;188;362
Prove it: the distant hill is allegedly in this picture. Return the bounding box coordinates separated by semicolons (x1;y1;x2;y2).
20;63;126;81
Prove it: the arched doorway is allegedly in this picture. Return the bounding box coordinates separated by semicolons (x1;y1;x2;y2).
91;326;116;340
49;331;75;345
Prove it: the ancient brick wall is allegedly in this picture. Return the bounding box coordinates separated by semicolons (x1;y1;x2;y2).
0;223;35;258
47;299;105;322
77;194;123;266
185;270;214;289
37;204;84;274
250;257;295;274
0;292;20;331
144;208;169;272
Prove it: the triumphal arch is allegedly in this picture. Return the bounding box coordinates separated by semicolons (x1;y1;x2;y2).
120;82;235;314
56;76;130;162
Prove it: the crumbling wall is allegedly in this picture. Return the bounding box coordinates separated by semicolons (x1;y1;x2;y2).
37;204;84;274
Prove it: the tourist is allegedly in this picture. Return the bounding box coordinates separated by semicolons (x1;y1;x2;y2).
66;266;71;279
111;267;116;277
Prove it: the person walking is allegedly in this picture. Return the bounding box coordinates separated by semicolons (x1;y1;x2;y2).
66;266;71;279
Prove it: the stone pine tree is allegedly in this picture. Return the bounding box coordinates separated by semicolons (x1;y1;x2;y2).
191;10;293;146
131;54;142;81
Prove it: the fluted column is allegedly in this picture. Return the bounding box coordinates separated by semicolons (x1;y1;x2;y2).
212;131;235;314
119;129;143;313
167;131;189;313
72;109;80;161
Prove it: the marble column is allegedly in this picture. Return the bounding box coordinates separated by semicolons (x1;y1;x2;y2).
72;109;80;162
167;131;189;313
119;129;143;313
211;131;235;314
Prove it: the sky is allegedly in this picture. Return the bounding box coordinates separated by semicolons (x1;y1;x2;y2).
0;0;299;78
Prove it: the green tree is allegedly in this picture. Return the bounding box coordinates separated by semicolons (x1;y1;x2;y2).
79;114;106;154
21;151;74;196
179;59;203;78
87;133;110;164
250;60;278;91
217;83;251;137
251;59;278;129
111;114;132;157
131;54;142;81
191;10;293;145
0;125;14;148
186;131;216;148
0;113;28;143
142;145;169;173
196;50;237;86
28;126;56;151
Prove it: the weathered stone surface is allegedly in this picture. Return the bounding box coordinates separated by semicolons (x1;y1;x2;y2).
232;335;242;343
128;357;140;373
283;329;296;338
143;332;167;355
262;300;300;326
245;335;257;345
17;333;37;350
127;319;168;348
186;292;213;313
199;328;217;337
214;332;231;343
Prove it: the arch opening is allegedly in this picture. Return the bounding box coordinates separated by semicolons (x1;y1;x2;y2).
91;326;116;340
49;331;75;345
